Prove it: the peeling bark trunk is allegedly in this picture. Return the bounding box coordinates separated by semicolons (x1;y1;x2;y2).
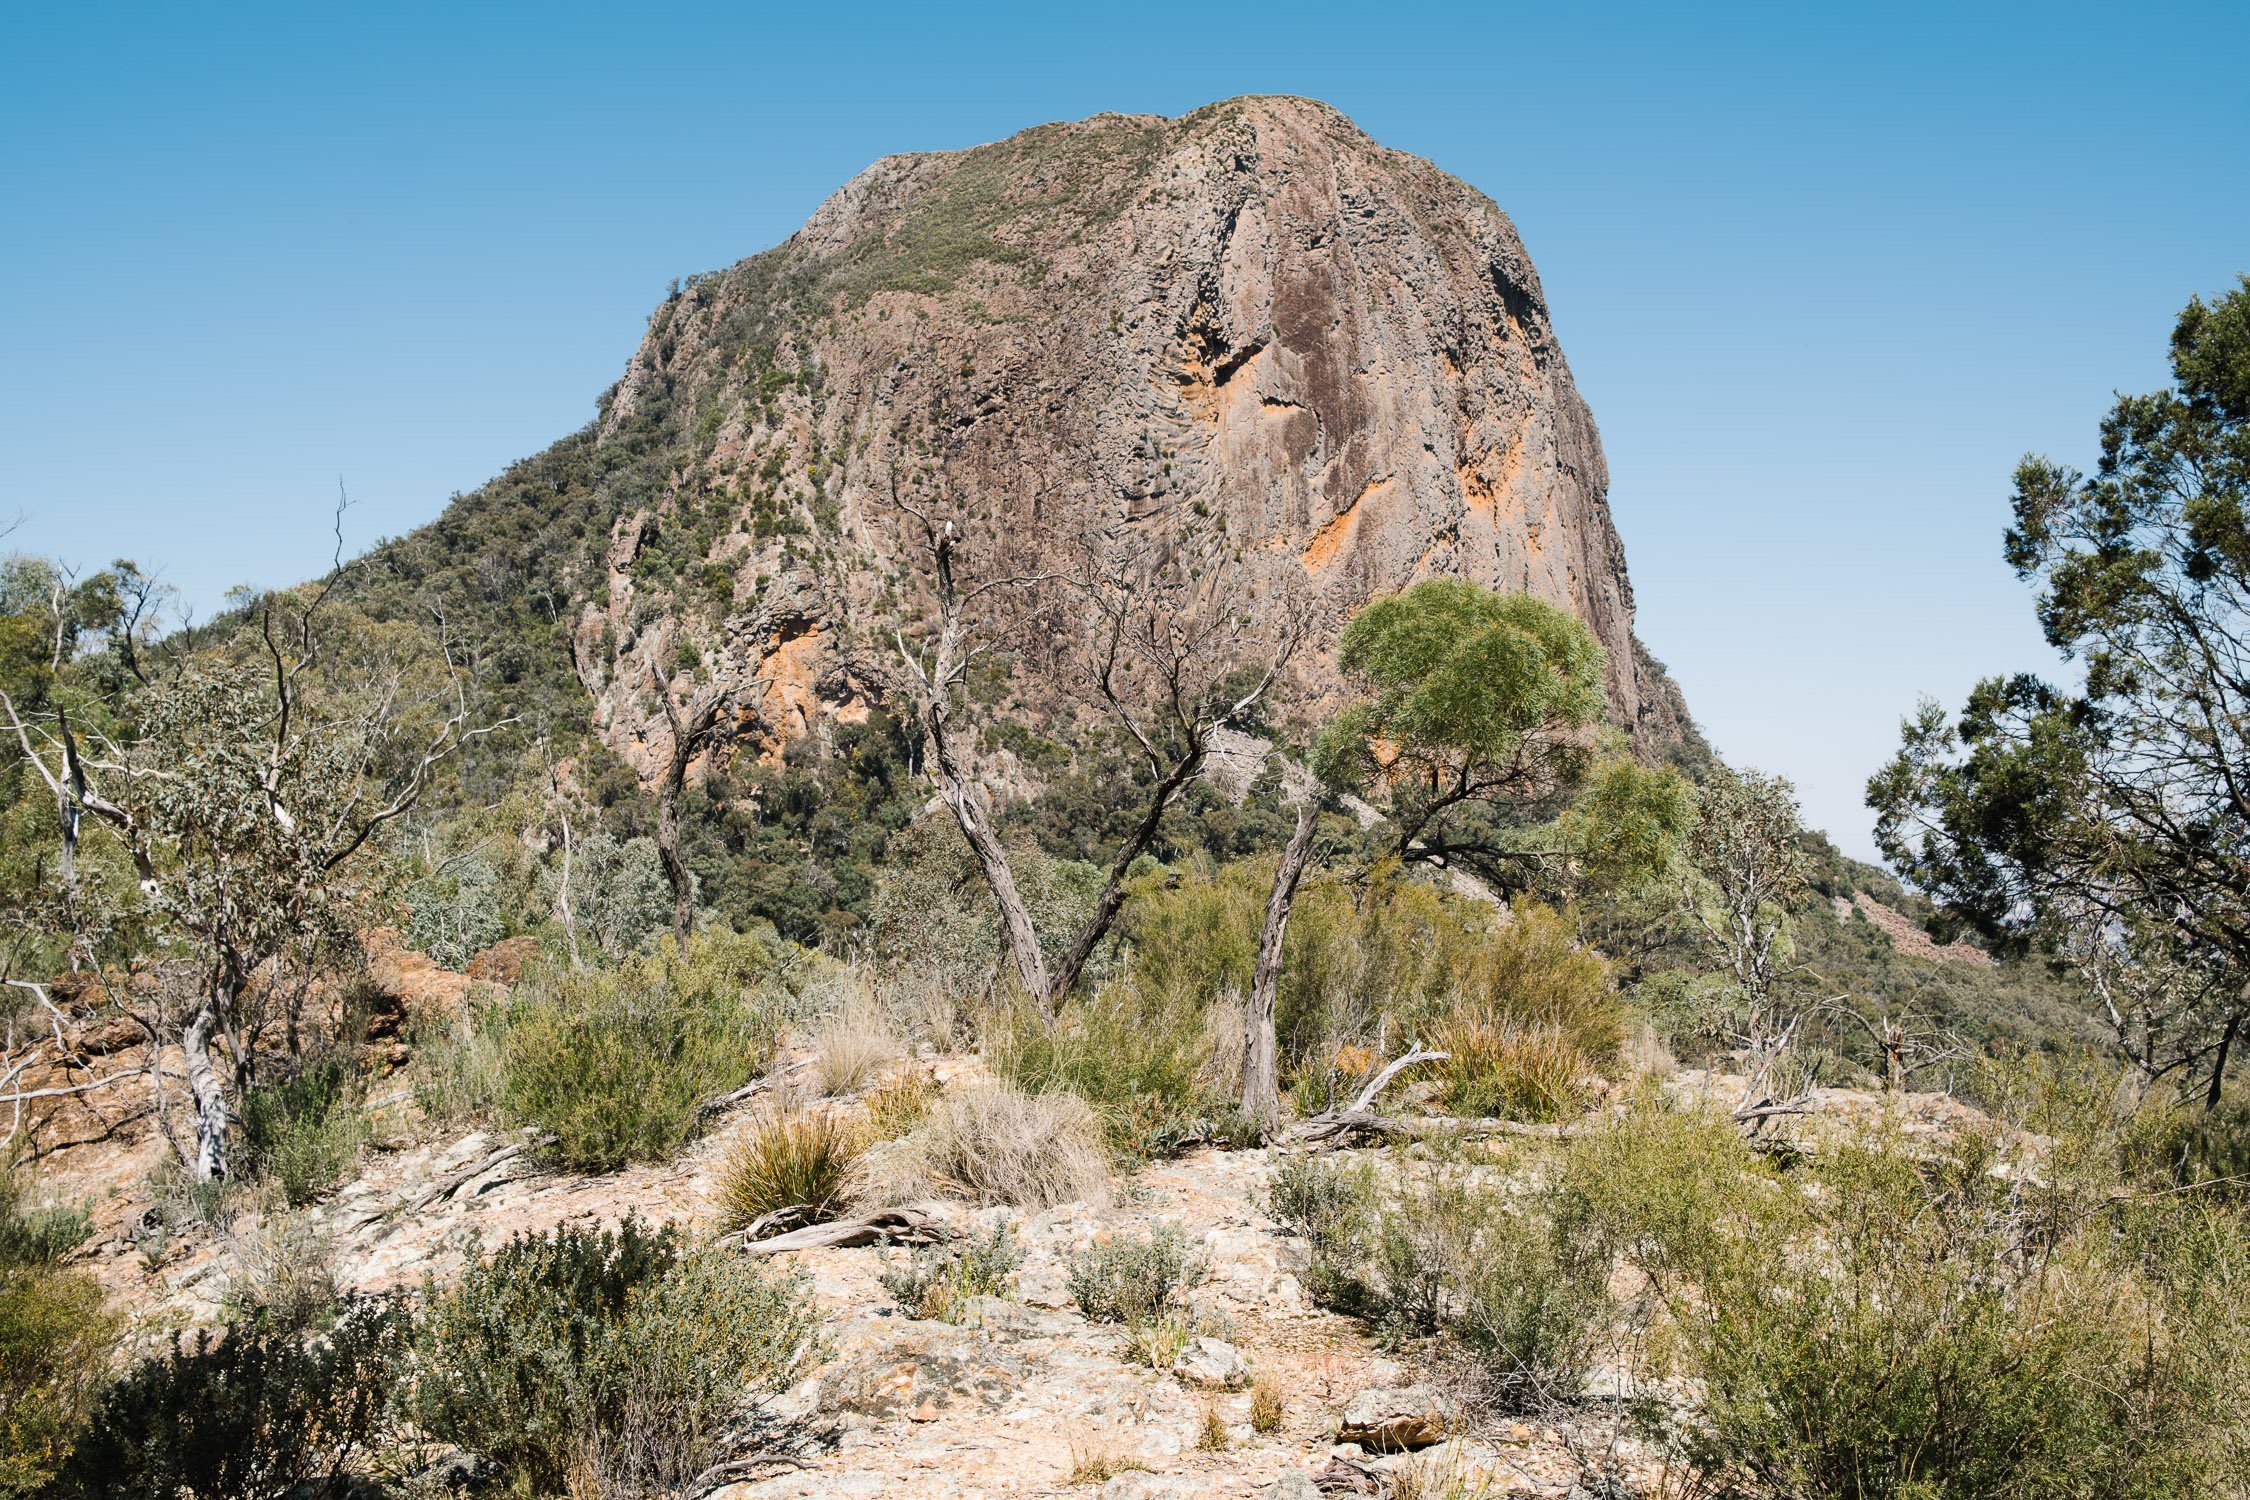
656;787;695;953
181;1005;230;1182
936;763;1052;1005
650;669;721;955
1243;799;1319;1120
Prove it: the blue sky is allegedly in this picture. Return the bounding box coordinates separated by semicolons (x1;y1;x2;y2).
4;2;2245;861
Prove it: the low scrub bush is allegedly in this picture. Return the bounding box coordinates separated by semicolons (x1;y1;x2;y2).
714;1108;860;1232
879;1224;1021;1322
987;984;1215;1159
1268;1152;1378;1308
0;1168;114;1497
498;932;797;1171
414;1218;823;1499
861;1079;1109;1209
50;1299;407;1500
2123;1088;2250;1197
239;1052;368;1204
1067;1224;1205;1325
1566;1096;2241;1497
1270;1150;1601;1407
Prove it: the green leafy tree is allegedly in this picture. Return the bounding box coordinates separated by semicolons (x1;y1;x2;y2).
2;548;511;1179
1871;277;2250;1106
1235;582;1688;1120
1315;580;1690;893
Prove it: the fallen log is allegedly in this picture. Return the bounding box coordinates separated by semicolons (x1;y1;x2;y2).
726;1205;951;1256
1289;1109;1589;1146
409;1131;555;1210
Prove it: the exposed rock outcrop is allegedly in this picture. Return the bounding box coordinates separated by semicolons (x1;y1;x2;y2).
559;96;1694;783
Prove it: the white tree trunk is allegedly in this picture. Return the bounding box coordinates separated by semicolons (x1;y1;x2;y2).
1243;800;1320;1120
181;1005;230;1182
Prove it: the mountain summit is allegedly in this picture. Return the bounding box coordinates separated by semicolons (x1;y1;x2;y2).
450;97;1691;779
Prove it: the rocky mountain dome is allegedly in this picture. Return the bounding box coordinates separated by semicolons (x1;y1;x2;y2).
525;95;1690;777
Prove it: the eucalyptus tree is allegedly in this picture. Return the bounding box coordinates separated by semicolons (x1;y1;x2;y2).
1231;580;1691;1120
2;555;510;1179
1871;277;2250;1106
891;489;1304;1013
1312;579;1691;895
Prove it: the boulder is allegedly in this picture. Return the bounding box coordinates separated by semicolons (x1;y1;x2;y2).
1338;1384;1451;1452
465;935;542;986
1173;1335;1249;1390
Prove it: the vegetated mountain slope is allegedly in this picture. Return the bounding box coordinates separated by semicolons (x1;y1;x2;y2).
359;95;1697;792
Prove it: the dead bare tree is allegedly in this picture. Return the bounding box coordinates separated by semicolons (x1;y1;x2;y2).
647;662;728;953
1822;998;1968;1094
1241;796;1321;1121
890;489;1305;1011
1678;764;1823;1134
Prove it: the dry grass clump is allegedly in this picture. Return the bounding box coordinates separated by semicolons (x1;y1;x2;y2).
858;1080;1109;1210
809;994;904;1098
714;1107;861;1231
1249;1370;1285;1433
1195;1397;1229;1452
1065;1440;1142;1486
861;1069;938;1141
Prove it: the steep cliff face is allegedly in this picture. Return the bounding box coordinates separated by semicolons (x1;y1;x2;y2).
565;96;1691;777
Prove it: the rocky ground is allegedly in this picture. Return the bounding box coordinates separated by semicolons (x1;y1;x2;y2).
41;986;1986;1500
52;1046;1696;1499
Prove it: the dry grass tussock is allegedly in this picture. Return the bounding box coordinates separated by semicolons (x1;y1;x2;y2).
714;1106;861;1231
856;1079;1110;1210
809;991;905;1098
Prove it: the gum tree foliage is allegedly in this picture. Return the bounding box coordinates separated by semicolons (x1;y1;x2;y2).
1313;580;1691;893
1235;582;1691;1120
1;546;509;1180
1871;278;2250;1106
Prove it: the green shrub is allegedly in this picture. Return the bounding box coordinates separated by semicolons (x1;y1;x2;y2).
415;1218;823;1499
880;1225;1022;1322
1274;1149;1601;1406
1067;1224;1206;1325
1127;870;1621;1096
0;1168;91;1272
1268;1152;1378;1310
1566;1100;2233;1498
987;983;1215;1159
1371;1165;1604;1403
50;1299;406;1500
239;1053;367;1204
498;932;795;1171
2124;1089;2250;1198
0;1165;112;1496
714;1108;860;1232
